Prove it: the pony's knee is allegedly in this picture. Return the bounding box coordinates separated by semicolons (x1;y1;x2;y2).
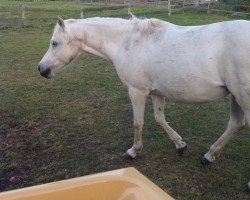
133;122;143;131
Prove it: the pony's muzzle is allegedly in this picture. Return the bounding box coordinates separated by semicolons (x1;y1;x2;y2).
38;64;52;79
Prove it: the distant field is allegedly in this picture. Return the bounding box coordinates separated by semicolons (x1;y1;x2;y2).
0;6;169;20
0;2;249;200
0;0;118;9
0;0;184;21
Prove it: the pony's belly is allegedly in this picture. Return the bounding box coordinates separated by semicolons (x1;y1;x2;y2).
151;84;229;104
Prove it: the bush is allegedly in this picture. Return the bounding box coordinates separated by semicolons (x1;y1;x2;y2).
219;0;250;12
221;0;250;6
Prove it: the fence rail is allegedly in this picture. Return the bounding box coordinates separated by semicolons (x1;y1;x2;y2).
0;1;196;15
0;5;128;13
0;1;249;26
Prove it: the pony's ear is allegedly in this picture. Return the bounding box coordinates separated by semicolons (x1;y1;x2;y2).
128;8;136;20
57;17;65;29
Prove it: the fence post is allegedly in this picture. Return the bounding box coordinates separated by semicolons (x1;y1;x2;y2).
21;5;25;20
80;7;83;19
207;2;211;14
183;0;185;13
168;0;171;16
195;0;199;8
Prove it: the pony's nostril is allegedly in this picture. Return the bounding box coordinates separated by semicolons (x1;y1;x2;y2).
40;67;51;78
37;64;41;72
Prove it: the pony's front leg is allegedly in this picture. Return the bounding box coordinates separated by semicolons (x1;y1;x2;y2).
123;87;146;159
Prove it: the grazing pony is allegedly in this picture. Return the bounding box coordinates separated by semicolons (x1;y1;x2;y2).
38;16;250;188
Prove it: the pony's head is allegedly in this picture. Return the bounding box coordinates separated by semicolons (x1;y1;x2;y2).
38;18;81;78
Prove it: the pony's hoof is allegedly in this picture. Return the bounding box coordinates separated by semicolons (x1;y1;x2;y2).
122;152;135;160
177;144;187;155
201;156;212;165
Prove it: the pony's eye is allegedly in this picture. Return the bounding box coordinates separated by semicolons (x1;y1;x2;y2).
52;41;58;47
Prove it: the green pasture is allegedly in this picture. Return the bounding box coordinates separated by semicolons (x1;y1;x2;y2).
0;1;249;200
0;0;118;9
0;0;184;20
0;6;170;20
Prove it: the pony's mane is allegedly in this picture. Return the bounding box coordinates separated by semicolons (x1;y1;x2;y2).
132;17;166;35
66;17;130;27
64;17;167;36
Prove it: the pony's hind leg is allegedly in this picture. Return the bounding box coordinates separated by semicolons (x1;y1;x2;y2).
152;95;187;154
244;111;250;191
203;96;245;164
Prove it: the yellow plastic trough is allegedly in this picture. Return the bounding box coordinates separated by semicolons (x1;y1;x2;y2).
0;167;174;200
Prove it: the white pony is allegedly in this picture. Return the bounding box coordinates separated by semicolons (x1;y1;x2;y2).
38;16;250;187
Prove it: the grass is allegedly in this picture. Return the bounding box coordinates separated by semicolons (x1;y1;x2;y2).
0;0;178;21
0;0;120;9
0;6;169;20
0;4;250;200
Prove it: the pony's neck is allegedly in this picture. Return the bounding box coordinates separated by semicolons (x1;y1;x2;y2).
70;18;133;61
